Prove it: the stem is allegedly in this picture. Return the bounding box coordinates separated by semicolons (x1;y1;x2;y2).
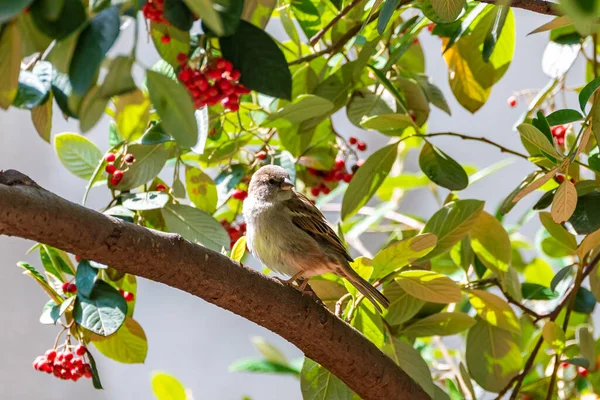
309;0;364;46
413;132;530;159
131;14;139;58
545;355;560;400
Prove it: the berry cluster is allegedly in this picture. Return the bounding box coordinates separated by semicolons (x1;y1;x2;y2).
231;189;248;201
33;346;92;381
141;0;169;24
507;96;517;108
118;289;135;302
105;152;135;186
551;124;569;146
221;220;247;249
61;281;77;294
348;136;367;151
177;54;250;111
307;158;361;197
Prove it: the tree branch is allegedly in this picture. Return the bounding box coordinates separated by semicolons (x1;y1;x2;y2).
0;170;430;400
477;0;560;15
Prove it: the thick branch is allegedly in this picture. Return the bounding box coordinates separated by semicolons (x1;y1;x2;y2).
478;0;560;15
0;170;429;400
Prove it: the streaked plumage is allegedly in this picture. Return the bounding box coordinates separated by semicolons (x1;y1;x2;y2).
243;165;389;312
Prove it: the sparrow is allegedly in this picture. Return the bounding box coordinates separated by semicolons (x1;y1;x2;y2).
242;165;389;312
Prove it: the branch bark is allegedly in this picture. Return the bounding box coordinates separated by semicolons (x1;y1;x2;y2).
478;0;560;15
0;170;430;400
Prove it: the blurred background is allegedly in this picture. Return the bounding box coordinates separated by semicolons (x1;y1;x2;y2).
0;8;578;400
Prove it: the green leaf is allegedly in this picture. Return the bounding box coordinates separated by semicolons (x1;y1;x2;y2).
79;86;108;133
220;20;291;99
346;89;394;127
69;6;120;95
430;0;465;22
251;337;288;365
367;65;408;112
468;211;511;278
422;199;485;259
183;0;224;36
146;70;198;148
383;282;425;325
230;359;300;375
0;22;21;109
466;319;521;393
359;114;416;136
395;270;462;304
122;192;170;211
341;142;398;220
113;143;169;191
550;265;573;292
386;338;436;398
74;280;127;337
163;0;195;30
13;62;52;109
414;74;451;115
150;22;190;67
468;289;520;334
75;260;98;298
378;0;401;33
54;133;103;180
569;192;600;235
371;233;437;281
482;6;509;62
351;303;384;348
185;167;218;213
87;350;103;389
542;321;566;353
40;245;75;276
93;317;148;364
521;282;559;300
263;95;333;128
419;142;468;190
201;0;244;37
579;77;600;110
30;0;86;40
152;372;187;400
31;94;53;142
161;204;230;252
301;358;353;400
40;299;62;324
546;109;584;125
114;90;151;141
516;123;562;160
564;357;590;369
0;0;34;23
402;312;476;337
539;211;577;252
574;287;596;314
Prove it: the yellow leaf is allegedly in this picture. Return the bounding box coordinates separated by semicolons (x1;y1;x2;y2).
114;89;151;141
396;270;462;304
468;289;520;334
551;179;577;223
0;22;21;109
577;229;600;260
542;321;566;353
31;94;53;143
371;233;437;281
230;236;247;262
469;211;511;278
512;167;559;203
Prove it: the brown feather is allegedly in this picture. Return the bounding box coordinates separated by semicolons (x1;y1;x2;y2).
284;192;353;263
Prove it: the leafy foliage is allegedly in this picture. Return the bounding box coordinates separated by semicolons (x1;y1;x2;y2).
5;0;600;399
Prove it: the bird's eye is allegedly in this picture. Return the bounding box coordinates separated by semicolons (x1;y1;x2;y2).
268;178;276;185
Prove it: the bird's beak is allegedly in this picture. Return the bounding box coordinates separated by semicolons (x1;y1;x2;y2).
281;177;294;191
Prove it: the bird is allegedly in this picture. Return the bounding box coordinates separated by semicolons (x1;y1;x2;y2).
242;165;389;312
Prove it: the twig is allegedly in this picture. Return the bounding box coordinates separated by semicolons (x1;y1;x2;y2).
433;337;472;399
416;132;530;160
319;203;425;230
309;0;364;46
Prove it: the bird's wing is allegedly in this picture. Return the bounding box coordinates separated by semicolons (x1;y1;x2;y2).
283;192;353;262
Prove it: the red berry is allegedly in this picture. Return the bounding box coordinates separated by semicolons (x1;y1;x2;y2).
225;101;240;112
235;85;251;95
230;70;241;81
113;170;124;181
334;171;344;181
307;168;319;176
412;38;419;45
218;79;234;95
256;151;267;160
561;362;569;368
179;69;192;83
357;142;367;151
176;52;188;64
427;23;435;32
161;34;171;44
64;351;74;361
310;187;320;196
342;173;353;183
75;255;82;262
578;366;589;377
335;158;345;169
322;186;331;195
75;345;86;357
207;68;223;81
222;60;233;73
105;163;116;174
553;126;566;137
67;283;77;294
409;110;416;122
556;174;565;183
215;58;227;70
61;282;70;293
83;364;92;378
156;183;167;192
124;153;135;164
45;349;57;361
123;292;135;302
231;189;248;200
507;96;517;107
105;153;116;163
556;136;565;146
349;136;358;145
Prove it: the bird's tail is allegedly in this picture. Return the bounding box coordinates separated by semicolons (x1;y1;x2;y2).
342;264;390;313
